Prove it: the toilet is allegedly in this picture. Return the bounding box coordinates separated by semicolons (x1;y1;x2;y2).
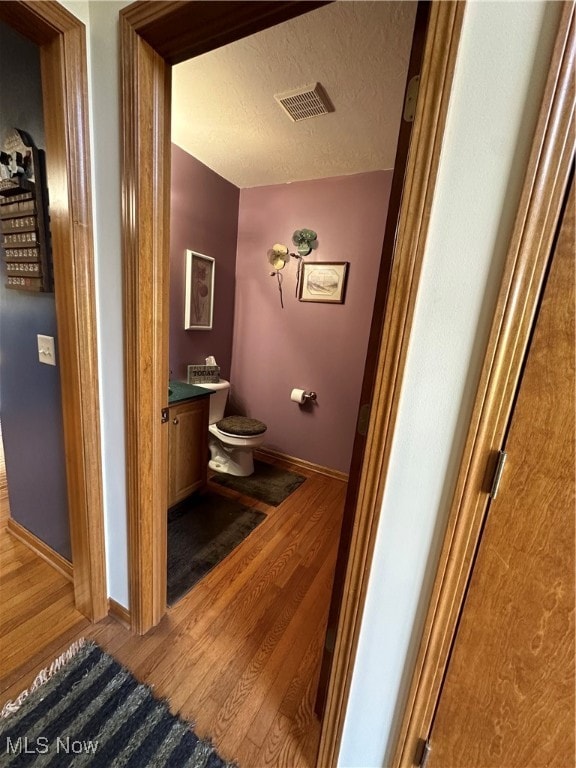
195;379;267;477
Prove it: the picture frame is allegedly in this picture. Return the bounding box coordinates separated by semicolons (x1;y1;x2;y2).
298;261;349;304
185;250;214;329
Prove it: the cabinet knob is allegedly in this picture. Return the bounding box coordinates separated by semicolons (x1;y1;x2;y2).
172;417;179;425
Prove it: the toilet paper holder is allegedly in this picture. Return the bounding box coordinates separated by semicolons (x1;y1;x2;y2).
291;388;318;404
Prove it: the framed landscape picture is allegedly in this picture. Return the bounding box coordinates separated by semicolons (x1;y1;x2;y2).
298;261;349;304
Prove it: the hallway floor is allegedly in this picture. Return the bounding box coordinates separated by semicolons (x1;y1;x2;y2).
0;431;88;687
0;450;346;767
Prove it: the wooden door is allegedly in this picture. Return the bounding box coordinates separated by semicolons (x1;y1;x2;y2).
426;177;575;767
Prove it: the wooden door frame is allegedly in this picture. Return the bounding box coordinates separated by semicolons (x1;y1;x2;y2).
0;1;107;621
393;4;575;766
120;0;464;763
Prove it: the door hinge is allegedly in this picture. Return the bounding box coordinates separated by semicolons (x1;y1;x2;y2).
415;738;432;768
489;449;507;499
403;75;420;122
161;407;169;424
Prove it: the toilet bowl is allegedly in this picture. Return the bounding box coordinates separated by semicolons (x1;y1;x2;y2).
194;379;267;476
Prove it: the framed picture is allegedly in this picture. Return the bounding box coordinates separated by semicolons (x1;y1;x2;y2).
298;261;349;304
185;250;214;329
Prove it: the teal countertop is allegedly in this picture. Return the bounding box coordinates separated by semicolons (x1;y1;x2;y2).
168;380;213;404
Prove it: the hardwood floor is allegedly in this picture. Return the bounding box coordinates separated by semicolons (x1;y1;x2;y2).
0;446;346;768
0;430;90;687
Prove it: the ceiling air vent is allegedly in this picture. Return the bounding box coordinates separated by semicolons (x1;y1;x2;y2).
274;83;333;122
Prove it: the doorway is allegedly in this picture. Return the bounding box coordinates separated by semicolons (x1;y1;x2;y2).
0;2;106;623
0;18;71;575
166;1;416;606
120;1;464;764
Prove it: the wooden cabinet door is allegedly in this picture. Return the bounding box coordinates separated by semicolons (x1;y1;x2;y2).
168;398;208;507
426;180;575;767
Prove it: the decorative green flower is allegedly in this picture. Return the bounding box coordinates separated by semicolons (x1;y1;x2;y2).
292;229;317;256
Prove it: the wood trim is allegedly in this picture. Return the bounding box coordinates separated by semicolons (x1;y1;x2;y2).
122;1;329;65
120;15;171;634
255;448;349;483
0;2;107;621
7;518;73;582
316;4;466;765
0;1;81;43
108;598;132;629
40;19;107;623
392;5;575;767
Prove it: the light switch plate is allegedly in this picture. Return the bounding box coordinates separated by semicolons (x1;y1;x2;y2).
37;334;56;366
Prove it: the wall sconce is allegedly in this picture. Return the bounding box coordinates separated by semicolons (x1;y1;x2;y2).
267;230;318;308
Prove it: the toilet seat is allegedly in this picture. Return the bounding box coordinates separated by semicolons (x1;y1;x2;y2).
216;415;267;438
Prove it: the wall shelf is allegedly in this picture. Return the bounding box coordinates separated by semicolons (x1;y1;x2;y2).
0;128;52;293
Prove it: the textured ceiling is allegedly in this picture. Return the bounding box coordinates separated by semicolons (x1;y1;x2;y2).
171;2;417;189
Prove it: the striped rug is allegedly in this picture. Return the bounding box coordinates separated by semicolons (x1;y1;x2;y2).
0;640;234;767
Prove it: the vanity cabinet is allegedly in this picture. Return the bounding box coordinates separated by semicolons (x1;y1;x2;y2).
168;396;209;507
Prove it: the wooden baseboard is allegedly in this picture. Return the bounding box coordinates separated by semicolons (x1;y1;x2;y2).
7;517;73;582
108;598;131;629
256;448;349;483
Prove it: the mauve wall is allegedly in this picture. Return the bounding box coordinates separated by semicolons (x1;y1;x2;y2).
0;23;70;558
232;172;391;474
169;144;240;381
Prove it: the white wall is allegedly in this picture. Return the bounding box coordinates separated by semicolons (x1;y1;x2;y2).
60;1;88;26
62;0;131;606
86;0;132;606
338;2;562;766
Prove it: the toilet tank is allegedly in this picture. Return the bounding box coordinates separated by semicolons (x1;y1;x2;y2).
194;379;230;424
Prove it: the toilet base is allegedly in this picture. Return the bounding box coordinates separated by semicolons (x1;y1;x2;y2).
208;436;256;477
208;453;254;477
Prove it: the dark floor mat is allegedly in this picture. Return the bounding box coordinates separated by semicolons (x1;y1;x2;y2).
167;491;265;605
210;460;306;506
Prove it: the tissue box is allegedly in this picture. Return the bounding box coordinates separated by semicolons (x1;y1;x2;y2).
187;364;220;384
